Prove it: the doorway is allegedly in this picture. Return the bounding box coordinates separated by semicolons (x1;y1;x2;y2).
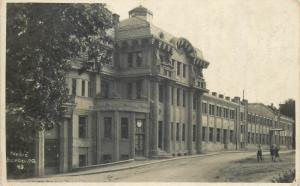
135;119;145;157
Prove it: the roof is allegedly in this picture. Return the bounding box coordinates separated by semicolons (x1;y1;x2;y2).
129;5;153;15
248;103;276;117
116;12;206;61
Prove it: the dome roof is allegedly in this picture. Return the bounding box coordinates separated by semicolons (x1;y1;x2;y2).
129;5;153;16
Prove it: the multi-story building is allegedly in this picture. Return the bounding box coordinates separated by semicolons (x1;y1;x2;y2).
34;6;295;176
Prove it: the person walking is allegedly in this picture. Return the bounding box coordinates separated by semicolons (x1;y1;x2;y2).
274;145;280;162
257;144;263;162
270;144;274;161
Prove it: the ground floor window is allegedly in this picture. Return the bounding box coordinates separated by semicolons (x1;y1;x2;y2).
120;154;129;160
230;130;233;143
192;125;196;142
102;154;112;164
182;124;186;141
79;147;88;167
223;129;227;144
176;123;180;141
209;127;213;142
216;128;220;142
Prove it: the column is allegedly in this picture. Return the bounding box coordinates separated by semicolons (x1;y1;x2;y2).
164;83;172;153
96;112;102;163
113;111;120;161
187;89;194;154
196;92;203;154
151;80;159;156
145;113;150;157
130;112;136;158
59;119;69;173
35;130;44;177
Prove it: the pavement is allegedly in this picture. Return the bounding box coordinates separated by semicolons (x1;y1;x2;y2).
15;149;294;182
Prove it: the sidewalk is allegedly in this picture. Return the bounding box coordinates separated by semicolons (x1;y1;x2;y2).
43;150;293;178
18;149;294;181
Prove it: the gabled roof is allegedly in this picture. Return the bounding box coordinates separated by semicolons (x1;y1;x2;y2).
248;103;276;118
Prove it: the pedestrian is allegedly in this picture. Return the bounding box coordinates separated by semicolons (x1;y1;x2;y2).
274;146;280;162
270;144;274;161
257;144;263;162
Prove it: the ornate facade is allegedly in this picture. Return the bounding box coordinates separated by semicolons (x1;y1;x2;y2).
35;6;295;176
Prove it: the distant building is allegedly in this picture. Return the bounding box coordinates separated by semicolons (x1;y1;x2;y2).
34;6;295;176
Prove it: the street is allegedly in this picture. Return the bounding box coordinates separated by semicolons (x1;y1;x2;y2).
20;151;295;182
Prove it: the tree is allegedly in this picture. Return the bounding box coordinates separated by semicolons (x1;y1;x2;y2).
279;99;295;119
279;99;296;149
6;3;114;177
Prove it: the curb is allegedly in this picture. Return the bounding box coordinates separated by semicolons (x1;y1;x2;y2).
61;150;249;177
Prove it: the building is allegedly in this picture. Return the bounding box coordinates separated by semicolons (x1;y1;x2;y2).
34;6;295;176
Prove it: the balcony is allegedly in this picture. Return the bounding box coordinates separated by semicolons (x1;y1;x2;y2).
194;77;208;91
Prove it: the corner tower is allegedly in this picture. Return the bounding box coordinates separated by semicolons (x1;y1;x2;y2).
129;5;153;22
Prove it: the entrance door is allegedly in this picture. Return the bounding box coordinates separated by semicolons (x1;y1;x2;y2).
135;119;145;157
44;139;59;174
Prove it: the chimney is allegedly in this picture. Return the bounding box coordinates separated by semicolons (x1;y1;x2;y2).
212;92;217;96
225;96;230;101
219;94;224;99
112;13;120;26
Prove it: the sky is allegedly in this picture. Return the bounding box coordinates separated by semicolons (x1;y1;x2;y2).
103;0;299;107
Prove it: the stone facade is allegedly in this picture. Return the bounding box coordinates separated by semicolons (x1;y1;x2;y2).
35;6;295;176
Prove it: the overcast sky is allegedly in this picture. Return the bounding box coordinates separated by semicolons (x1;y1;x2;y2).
103;0;299;107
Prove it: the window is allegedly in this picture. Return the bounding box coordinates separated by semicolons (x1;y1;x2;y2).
216;128;220;142
183;64;186;78
72;78;76;95
79;116;88;138
127;82;132;98
209;104;215;116
192;125;196;142
182;123;185;141
79;147;88;167
223;129;227;143
104;117;112;138
177;88;180;106
136;80;142;99
127;53;133;67
159;85;164;103
247;132;250;143
252;133;255;144
81;80;85;96
177;61;181;76
216;106;222;117
136;51;142;67
79;154;87;167
176;123;180;141
202;127;206;140
202;103;207;114
240;112;244;121
121;118;129;139
182;90;186;107
101;80;109;98
230;110;235;119
209;127;213;142
102;154;112;163
241;125;244;133
230;130;234;143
